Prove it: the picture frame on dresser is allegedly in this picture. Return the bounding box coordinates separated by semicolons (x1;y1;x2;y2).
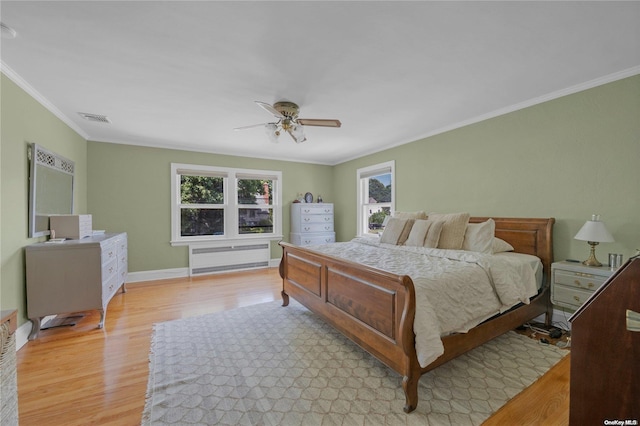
304;192;313;203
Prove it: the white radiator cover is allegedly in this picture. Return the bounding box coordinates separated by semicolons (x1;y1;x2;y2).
188;239;271;276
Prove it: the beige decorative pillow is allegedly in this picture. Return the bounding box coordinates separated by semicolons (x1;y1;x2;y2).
423;220;444;248
404;220;432;247
393;211;427;220
462;219;495;254
380;218;414;245
492;237;515;253
427;212;470;249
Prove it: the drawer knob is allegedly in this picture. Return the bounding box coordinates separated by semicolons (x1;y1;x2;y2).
573;295;580;302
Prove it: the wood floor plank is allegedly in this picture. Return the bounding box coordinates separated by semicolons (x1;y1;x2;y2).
16;267;570;425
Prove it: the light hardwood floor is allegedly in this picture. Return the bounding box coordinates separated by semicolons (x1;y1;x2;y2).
17;268;570;425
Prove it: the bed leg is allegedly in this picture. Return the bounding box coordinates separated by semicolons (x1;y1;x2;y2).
544;301;553;327
281;290;289;307
402;375;419;413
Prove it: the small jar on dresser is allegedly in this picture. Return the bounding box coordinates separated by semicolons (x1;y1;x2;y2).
551;261;614;310
290;203;335;246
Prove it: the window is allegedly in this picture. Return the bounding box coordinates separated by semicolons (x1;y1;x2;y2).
356;161;394;237
171;163;282;245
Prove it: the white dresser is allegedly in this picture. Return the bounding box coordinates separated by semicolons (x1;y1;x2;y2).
290;203;335;246
550;261;613;310
25;232;128;340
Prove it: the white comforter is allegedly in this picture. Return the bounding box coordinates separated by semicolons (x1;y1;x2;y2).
307;237;539;368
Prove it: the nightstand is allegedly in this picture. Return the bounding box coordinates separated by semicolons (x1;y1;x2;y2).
551;261;614;310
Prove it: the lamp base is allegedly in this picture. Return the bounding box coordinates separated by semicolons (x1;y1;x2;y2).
581;241;602;267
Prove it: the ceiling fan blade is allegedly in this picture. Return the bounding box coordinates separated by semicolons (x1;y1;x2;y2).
234;123;270;131
255;101;285;119
297;118;342;128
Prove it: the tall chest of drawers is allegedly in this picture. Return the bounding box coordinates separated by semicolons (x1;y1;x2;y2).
290;203;335;246
25;232;128;339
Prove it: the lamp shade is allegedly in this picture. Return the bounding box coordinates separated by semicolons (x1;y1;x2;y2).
574;215;615;243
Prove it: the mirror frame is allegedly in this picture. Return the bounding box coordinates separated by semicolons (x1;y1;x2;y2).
28;143;75;238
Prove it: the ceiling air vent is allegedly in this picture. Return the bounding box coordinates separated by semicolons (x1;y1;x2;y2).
78;112;111;123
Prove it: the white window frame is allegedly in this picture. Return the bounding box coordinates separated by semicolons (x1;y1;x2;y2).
356;160;395;237
170;163;283;246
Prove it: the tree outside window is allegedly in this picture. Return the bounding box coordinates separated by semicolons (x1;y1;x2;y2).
357;161;395;237
171;164;282;244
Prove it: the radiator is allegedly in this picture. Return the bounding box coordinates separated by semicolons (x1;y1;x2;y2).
188;240;270;276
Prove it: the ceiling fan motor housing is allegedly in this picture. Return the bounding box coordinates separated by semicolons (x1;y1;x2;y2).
273;101;300;119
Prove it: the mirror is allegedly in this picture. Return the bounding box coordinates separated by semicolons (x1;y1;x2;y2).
28;143;75;237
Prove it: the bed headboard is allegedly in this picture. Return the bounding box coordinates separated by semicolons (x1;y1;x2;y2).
470;217;555;285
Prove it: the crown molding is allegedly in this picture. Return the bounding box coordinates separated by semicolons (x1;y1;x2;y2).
336;65;640;165
1;61;90;140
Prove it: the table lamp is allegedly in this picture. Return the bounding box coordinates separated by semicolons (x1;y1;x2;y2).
574;214;614;267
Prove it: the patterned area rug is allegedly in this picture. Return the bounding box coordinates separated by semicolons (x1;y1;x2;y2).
142;300;567;425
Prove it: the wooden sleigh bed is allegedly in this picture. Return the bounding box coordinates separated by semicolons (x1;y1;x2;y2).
279;217;554;413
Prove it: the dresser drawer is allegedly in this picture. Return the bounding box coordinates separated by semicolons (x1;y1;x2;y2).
552;284;594;309
102;258;118;282
554;270;607;291
300;214;333;225
299;223;334;233
102;274;121;305
101;242;117;265
291;233;335;246
298;205;333;215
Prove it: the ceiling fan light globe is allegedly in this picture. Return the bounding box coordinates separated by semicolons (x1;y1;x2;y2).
264;123;279;143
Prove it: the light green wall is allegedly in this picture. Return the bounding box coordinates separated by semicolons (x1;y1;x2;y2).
86;142;334;272
3;71;639;327
1;73;88;324
333;74;640;262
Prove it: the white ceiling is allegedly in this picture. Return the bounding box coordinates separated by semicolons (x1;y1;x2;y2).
1;1;639;165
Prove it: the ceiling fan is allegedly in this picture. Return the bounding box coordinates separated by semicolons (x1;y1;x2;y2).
234;101;341;144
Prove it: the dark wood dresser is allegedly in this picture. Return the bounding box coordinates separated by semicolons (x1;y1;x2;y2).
569;257;640;425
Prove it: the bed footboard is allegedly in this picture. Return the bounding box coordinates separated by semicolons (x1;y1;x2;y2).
279;242;421;412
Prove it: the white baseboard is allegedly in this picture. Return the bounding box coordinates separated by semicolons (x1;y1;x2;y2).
126;267;189;283
16;315;56;350
126;259;281;285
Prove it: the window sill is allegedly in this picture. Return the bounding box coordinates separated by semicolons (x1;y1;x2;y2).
170;235;283;247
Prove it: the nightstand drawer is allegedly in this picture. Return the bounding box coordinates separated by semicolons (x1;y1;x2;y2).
554;270;607;291
552;284;594;308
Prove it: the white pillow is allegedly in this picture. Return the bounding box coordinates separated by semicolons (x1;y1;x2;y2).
404;219;432;247
493;237;515;253
462;219;495;254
